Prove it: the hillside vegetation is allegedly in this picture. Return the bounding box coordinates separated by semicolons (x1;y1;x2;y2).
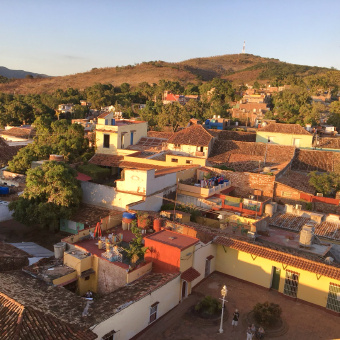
0;54;338;95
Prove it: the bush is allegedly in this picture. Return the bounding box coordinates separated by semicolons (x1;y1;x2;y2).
195;296;222;316
77;164;110;182
253;301;282;327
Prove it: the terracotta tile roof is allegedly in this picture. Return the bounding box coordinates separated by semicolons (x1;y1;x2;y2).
0;242;29;271
214;236;340;281
98;112;110;119
0;292;96;340
119;161;168;170
258;123;311;135
147;131;174;140
88;153;124;167
181;267;200;282
167;125;213;147
126;137;166;152
208;130;256;142
315;137;340;149
0;138;23;167
145;230;199;250
155;165;197;177
276;171;315;194
0;127;35;139
88;272;180;324
67;203;114;226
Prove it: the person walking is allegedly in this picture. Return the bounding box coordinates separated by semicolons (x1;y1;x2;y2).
232;309;240;329
246;325;253;340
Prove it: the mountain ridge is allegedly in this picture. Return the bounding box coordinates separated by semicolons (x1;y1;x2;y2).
0;66;48;79
0;54;337;95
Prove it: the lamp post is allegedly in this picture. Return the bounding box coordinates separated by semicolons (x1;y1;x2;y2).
219;285;228;334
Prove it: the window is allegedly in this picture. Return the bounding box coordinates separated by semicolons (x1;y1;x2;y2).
186;160;193;164
171;158;178;163
84;276;90;281
267;136;274;143
103;134;110;148
283;271;299;298
197;146;204;152
174;144;180;148
149;302;159;324
326;283;340;313
102;330;116;340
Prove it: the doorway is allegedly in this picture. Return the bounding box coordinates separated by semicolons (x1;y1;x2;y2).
271;266;281;290
182;280;188;299
205;258;211;277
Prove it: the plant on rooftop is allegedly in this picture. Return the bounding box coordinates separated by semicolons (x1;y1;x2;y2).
253;301;282;327
195;296;222;317
125;224;148;261
9;161;82;230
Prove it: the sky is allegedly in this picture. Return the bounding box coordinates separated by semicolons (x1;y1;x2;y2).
1;0;340;76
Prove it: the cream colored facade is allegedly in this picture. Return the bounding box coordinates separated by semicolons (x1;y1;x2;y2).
96;113;148;154
167;141;213;159
92;274;181;340
256;131;313;148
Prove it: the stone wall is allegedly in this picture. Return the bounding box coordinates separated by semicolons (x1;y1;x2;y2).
274;182;301;200
208;167;275;198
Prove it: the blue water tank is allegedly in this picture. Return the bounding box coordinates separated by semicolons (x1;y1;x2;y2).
122;212;136;219
205;119;210;125
0;187;9;195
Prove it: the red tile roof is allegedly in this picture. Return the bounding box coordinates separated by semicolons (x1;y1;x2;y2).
0;138;23;167
181;267;201;282
88;153;124;167
145;230;199;250
167;125;213;147
0;292;96;340
147;131;174;140
76;172;92;181
0;127;35;139
214;236;340;281
258;123;311;135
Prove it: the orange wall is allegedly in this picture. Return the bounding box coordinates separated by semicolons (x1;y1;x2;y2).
144;240;181;273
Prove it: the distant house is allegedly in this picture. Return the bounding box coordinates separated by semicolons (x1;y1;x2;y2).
167;125;214;158
256;123;313;148
163;91;199;105
57;103;74;113
231;101;269;127
0;126;35;146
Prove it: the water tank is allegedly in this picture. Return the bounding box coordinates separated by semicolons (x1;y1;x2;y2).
205;119;210;125
122;212;136;220
49;154;64;162
0;187;10;195
153;218;163;232
265;203;274;217
299;224;315;247
54;242;66;259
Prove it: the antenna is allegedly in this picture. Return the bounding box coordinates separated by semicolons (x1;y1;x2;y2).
242;41;246;54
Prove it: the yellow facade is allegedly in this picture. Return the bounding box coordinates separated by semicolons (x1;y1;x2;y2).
215;245;339;309
256;131;313;148
180;245;195;273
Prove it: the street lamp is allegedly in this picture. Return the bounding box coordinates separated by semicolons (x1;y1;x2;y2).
219;285;228;333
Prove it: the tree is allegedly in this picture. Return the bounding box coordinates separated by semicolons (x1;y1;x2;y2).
9;161;82;229
328;101;340;131
125;225;148;261
309;171;340;196
253;301;282;327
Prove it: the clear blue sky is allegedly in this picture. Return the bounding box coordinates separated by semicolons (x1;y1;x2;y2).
1;0;339;76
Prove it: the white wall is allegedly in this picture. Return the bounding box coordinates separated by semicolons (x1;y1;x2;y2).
146;171;177;196
130;193;164;212
92;275;180;340
0;201;12;222
191;242;217;287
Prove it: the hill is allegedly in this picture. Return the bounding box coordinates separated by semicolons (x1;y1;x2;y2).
0;54;337;95
0;66;48;80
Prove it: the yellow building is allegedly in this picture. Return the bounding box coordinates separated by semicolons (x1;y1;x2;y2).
256;123;313;148
95;112;148;154
214;236;340;314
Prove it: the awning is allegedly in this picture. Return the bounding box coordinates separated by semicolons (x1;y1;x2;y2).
181;267;200;282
